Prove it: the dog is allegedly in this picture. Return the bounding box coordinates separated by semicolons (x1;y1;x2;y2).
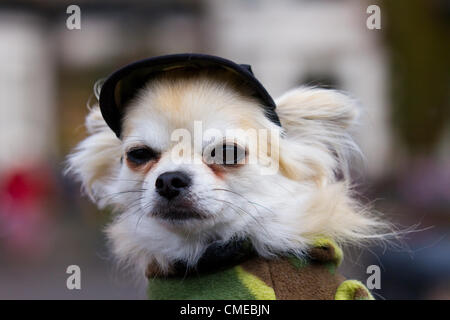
66;54;388;299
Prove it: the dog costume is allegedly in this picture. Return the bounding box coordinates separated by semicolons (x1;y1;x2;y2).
146;238;373;300
99;54;373;300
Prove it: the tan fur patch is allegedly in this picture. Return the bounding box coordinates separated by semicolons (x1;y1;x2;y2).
126;158;159;175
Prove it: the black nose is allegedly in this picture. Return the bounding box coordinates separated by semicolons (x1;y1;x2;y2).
155;171;191;200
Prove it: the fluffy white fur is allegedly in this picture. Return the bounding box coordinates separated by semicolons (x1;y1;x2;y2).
67;74;389;280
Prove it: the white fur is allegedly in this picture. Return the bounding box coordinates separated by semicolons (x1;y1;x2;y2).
66;75;389;281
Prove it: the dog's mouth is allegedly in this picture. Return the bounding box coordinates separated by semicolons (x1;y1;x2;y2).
150;200;207;222
152;208;206;221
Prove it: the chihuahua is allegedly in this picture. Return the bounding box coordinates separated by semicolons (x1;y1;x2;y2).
67;55;388;283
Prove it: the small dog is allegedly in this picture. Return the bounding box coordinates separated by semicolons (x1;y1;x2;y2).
67;55;388;294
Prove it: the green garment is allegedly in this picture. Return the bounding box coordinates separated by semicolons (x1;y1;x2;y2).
147;238;374;300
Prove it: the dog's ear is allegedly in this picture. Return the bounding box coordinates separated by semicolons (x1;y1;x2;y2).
275;87;361;183
66;106;121;206
275;87;359;135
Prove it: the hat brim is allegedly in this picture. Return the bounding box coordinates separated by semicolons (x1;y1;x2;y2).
99;53;281;138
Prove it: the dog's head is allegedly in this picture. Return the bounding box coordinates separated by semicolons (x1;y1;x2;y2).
67;68;386;277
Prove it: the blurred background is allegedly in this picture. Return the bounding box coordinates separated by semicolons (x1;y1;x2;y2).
0;0;449;299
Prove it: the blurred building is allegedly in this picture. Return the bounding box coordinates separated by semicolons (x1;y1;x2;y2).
206;0;391;178
0;0;392;178
0;11;56;169
0;10;57;260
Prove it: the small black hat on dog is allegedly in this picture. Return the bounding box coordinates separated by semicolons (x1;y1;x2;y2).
99;53;281;138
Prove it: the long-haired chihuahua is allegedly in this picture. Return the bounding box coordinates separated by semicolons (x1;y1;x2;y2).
66;54;390;295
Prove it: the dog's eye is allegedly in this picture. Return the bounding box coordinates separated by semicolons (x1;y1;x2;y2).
208;143;246;166
126;147;157;165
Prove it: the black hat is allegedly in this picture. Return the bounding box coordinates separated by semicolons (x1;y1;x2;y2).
99;53;281;138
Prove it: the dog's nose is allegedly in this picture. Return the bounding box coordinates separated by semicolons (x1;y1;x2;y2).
155;171;191;200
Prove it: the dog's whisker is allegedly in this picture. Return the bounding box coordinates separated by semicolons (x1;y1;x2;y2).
210;188;276;216
135;209;148;232
209;188;261;216
196;194;272;237
103;177;148;184
114;197;147;221
100;189;147;197
97;189;147;205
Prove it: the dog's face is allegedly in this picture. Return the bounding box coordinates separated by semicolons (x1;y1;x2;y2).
118;74;282;234
68;71;385;277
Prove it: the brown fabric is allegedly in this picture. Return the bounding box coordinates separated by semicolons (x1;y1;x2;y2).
309;245;337;264
270;259;344;299
240;257;274;288
353;286;371;300
241;256;345;300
